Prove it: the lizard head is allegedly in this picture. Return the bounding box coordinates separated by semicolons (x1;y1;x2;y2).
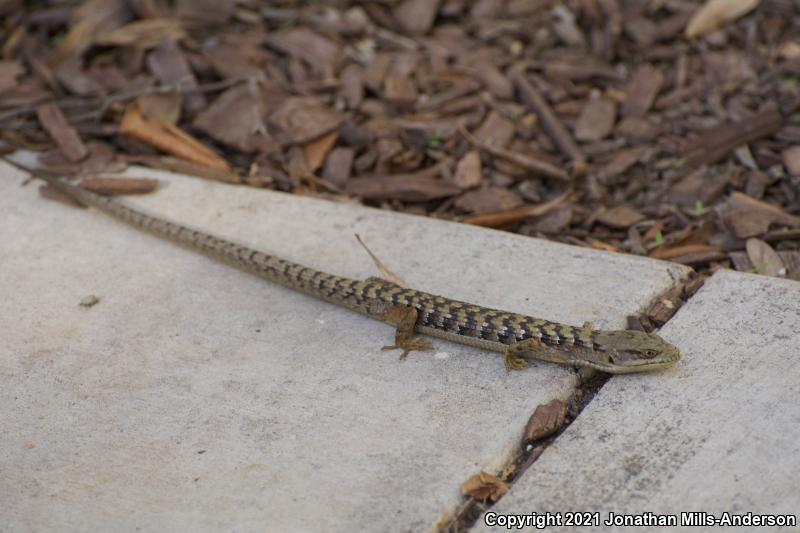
586;330;681;374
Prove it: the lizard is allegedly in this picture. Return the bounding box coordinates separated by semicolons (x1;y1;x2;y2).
34;173;681;374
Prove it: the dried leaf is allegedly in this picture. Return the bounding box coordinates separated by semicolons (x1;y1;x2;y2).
50;0;130;66
36;102;89;162
685;0;760;38
269;97;344;145
39;183;85;208
591;240;621;253
194;85;272;153
394;0;441;35
745;238;786;277
120;154;239;184
650;243;721;260
304;131;339;173
460;471;509;503
464;192;569;227
120;103;231;172
723;192;800;238
596;205;646;229
524;399;567;443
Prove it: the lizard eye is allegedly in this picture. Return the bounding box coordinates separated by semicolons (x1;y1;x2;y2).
642;349;659;358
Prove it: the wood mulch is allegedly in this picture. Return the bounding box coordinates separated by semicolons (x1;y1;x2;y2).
2;0;799;284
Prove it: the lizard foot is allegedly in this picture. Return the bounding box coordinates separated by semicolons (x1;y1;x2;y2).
504;351;529;371
382;337;434;360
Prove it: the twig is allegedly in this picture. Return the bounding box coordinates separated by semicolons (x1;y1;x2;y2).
462;190;571;227
512;73;587;177
0;73;258;124
458;123;570;182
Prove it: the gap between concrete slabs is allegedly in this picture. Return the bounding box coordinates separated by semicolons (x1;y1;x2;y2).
0;162;690;532
473;270;800;533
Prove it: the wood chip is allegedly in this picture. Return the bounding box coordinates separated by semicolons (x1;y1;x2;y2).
597;147;647;185
475;61;513;100
596;205;646;229
513;73;586;175
473;111;515;148
78;176;159;195
264;27;341;74
683;108;784;169
304;130;339;173
36;102;89;162
782;145;800;176
459;124;569;182
384;73;417;109
622;65;664;118
322;147;355;187
455;187;523;214
668;167;729;207
575;93;617;142
146;38;205;112
346;173;460;202
39;183;86;208
0;60;24;93
453;151;483;189
523;399;567;443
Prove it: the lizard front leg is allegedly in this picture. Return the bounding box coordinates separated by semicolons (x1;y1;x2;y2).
503;337;549;371
381;306;433;359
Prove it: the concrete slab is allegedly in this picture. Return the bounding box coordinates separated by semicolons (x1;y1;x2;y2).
0;159;689;532
476;270;800;532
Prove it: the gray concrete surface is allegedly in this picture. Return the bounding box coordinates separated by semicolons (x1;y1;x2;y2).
476;269;800;532
0;159;689;532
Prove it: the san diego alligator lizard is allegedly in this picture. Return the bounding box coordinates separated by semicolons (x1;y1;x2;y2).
37;174;681;374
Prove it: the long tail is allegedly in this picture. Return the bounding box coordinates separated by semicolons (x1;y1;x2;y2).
15;160;359;301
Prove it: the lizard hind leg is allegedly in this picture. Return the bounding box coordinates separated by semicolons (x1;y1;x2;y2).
381;306;433;360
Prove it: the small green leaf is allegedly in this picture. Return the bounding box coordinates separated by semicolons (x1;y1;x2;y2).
694;199;704;212
674;158;686;169
428;131;444;149
654;230;664;246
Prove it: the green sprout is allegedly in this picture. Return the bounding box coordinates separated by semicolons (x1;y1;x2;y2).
694;199;704;212
428;131;444;149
